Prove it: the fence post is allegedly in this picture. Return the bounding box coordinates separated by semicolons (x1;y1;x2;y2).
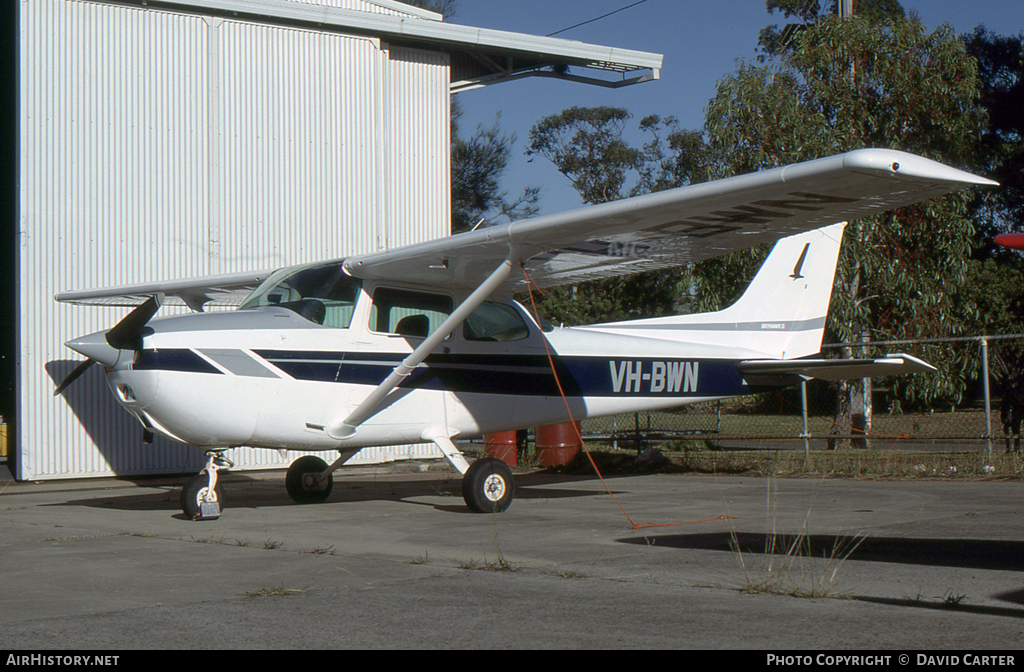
800;380;810;462
716;400;722;449
981;337;992;462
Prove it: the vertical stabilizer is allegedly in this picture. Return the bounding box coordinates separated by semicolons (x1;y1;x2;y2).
584;223;846;359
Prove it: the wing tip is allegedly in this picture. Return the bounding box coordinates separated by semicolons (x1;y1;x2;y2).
842;148;999;187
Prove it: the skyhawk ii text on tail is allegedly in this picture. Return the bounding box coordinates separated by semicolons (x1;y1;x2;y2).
54;149;997;519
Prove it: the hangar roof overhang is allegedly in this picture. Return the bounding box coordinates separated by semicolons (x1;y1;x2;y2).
108;0;663;92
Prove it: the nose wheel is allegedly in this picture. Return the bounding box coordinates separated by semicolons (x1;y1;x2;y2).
180;452;229;520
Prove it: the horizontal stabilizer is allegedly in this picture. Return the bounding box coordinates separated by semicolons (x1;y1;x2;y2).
737;353;936;382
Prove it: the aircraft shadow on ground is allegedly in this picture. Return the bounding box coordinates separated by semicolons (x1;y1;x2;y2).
47;471;615;515
618;531;1024;573
855;594;1024;620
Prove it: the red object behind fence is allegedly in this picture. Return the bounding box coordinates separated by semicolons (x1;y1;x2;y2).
535;422;582;467
995;233;1024;250
483;430;518;467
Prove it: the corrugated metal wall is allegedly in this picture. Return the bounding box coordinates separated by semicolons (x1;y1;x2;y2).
383;46;452;249
17;0;450;479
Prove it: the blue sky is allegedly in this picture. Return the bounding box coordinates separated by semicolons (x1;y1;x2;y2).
448;1;1024;217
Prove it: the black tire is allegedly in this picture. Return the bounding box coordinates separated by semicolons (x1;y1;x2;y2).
461;458;514;513
286;456;333;504
180;472;225;520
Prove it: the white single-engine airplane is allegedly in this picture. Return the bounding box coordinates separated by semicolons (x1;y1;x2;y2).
55;149;996;520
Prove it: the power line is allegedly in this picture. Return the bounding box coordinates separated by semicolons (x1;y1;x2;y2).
546;0;652;37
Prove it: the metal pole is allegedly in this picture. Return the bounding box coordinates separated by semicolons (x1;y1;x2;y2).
801;380;810;462
716;400;722;449
981;338;992;461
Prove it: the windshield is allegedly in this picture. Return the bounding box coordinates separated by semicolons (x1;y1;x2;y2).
239;261;362;328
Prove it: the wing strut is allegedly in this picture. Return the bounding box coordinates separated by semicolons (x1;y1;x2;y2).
325;249;521;440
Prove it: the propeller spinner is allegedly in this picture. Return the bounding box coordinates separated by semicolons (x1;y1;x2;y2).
54;294;164;395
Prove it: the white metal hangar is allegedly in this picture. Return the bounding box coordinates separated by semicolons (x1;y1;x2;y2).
1;0;662;481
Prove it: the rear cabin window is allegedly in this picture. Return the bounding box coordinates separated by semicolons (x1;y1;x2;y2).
463;301;529;342
369;287;454;338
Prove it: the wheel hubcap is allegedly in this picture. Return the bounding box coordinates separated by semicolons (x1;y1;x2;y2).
483;474;506;502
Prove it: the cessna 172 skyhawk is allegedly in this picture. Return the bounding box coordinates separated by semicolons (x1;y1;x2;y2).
54;149;996;520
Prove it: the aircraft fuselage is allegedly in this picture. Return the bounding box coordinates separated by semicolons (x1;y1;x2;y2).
103;282;768;451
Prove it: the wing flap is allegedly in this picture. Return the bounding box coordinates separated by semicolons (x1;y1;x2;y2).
737;353;936;382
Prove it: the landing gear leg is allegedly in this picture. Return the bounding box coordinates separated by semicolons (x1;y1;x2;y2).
286;456;334;504
284;449;360;505
181;451;227;520
428;435;515;514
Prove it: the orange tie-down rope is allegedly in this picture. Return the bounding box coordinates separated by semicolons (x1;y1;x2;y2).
521;266;739;531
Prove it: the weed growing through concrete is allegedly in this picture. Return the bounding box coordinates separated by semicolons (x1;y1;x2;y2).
544;567;588;579
942;590;968;607
455;509;523;572
302;545;335;555
243;585;306;598
732;477;864;598
456;555;522;572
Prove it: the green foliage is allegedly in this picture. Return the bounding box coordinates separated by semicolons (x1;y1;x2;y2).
525;270;682;327
957;259;1024;395
759;0;904;59
527;106;646;205
450;101;539;234
964;28;1024;254
700;13;987;403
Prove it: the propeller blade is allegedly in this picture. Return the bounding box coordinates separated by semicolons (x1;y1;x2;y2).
59;293;165;394
53;359;96;396
105;293;164;350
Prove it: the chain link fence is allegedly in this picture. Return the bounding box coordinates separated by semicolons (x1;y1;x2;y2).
580;334;1024;456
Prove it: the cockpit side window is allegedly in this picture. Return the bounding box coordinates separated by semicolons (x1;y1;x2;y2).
239;262;361;328
463;301;530;342
369;287;453;338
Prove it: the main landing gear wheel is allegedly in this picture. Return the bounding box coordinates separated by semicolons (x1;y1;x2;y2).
462;457;515;513
286;456;333;504
180;473;225;521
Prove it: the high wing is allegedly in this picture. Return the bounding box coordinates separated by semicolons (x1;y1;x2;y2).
343;149;997;292
55;269;275;310
55;149;995;306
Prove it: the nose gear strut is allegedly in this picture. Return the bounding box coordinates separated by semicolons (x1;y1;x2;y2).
180;451;227;520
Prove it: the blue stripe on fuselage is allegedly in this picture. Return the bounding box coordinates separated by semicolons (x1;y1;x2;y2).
249;350;751;398
133;349;223;375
